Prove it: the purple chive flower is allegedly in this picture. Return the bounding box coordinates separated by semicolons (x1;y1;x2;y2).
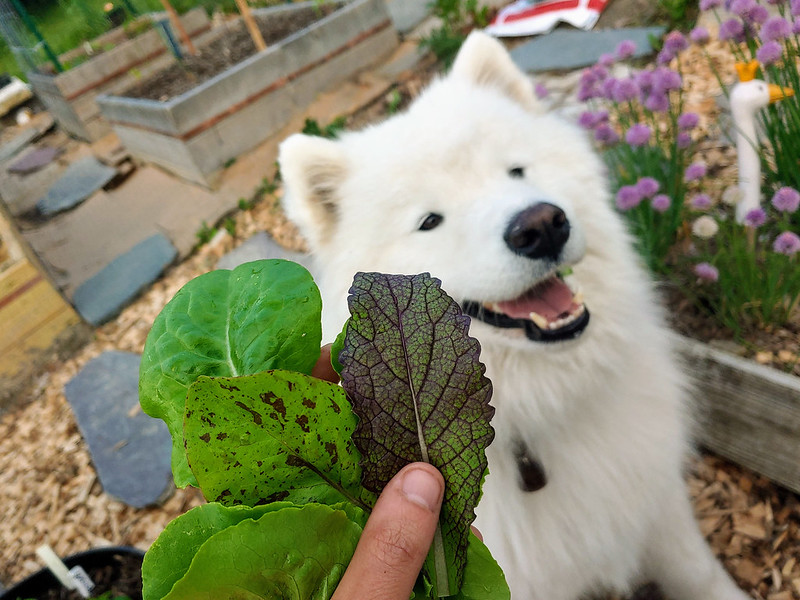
651;194;671;213
616;185;644;210
700;0;722;9
793;20;800;34
719;18;746;42
684;162;707;181
745;207;767;227
694;262;720;282
535;83;549;99
635;70;654;95
730;0;756;17
653;67;682;93
690;26;711;45
757;40;783;65
774;231;800;255
626;123;652;147
793;0;800;16
771;187;800;212
664;31;689;54
761;16;792;41
594;124;620;145
616;40;637;59
691;193;713;210
657;49;675;65
677;132;693;148
598;52;616;67
750;5;769;24
635;177;660;198
578;110;608;129
645;93;670;112
678;112;700;130
612;78;640;103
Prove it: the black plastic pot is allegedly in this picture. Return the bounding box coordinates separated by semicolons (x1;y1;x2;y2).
1;546;144;600
106;7;126;28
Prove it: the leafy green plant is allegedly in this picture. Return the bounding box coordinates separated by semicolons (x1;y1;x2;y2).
222;216;237;236
301;116;348;139
193;221;217;246
419;0;490;67
138;260;507;599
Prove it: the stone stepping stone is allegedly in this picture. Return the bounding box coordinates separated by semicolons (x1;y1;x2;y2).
217;232;317;280
510;26;666;73
7;146;63;175
72;233;177;326
0;127;39;163
36;156;117;217
64;351;174;508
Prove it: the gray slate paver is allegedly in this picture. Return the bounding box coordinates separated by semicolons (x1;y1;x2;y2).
64;351;174;508
510;27;666;73
72;233;177;326
8;146;63;174
0;128;39;163
217;232;316;279
37;156;117;216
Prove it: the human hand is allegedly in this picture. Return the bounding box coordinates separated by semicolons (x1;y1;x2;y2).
311;346;446;599
332;462;445;600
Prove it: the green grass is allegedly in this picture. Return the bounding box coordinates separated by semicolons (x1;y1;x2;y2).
0;0;221;80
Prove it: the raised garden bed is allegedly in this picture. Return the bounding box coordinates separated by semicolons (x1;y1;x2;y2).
96;0;398;187
27;8;214;142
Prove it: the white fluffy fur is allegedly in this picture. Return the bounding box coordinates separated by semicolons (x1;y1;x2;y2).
279;32;750;600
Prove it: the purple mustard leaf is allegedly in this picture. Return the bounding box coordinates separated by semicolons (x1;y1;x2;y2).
339;272;495;596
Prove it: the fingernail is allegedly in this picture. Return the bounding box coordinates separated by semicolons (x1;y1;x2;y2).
402;468;442;512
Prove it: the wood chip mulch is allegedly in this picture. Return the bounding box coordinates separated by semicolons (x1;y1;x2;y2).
1;35;798;600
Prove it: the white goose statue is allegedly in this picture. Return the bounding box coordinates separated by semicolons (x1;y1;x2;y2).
730;60;794;223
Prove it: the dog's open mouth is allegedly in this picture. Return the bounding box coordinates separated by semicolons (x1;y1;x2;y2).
462;269;590;342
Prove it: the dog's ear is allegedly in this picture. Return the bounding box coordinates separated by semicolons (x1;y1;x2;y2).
279;133;347;249
450;31;542;113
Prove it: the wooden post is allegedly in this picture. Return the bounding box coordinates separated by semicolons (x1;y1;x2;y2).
234;0;266;52
159;0;197;56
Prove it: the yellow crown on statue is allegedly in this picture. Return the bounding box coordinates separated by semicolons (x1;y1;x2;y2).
735;60;760;82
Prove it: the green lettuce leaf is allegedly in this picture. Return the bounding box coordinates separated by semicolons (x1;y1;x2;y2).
162;504;363;600
185;370;368;508
454;533;510;600
142;502;292;600
338;272;494;596
139;259;322;487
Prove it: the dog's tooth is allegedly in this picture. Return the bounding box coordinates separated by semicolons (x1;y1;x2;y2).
563;274;579;293
529;311;549;330
573;291;584;306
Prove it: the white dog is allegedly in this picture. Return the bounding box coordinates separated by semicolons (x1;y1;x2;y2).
279;32;750;600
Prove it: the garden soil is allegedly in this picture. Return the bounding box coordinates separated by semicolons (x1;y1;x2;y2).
123;5;337;102
1;27;798;600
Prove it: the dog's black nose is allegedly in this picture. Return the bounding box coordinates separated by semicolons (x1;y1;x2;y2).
505;203;570;260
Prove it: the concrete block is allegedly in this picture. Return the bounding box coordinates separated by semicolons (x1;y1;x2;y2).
97;95;178;135
113;124;204;184
37;156;117;216
384;0;429;33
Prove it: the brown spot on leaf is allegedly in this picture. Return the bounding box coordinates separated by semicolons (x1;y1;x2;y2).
329;398;341;414
220;383;241;392
199;433;211;443
302;398;316;409
215;489;232;502
234;401;263;425
260;392;287;419
259;491;289;504
286;455;307;468
325;442;338;465
216;433;228;441
295;415;310;433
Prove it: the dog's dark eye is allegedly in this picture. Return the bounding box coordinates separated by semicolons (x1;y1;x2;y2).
509;166;525;179
418;213;444;231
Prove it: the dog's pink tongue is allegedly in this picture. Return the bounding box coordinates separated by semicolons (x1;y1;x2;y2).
496;277;575;321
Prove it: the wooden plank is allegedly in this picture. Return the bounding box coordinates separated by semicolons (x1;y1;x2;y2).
0;258;81;377
675;334;800;494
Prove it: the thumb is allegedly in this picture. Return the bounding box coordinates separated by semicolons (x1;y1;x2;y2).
332;463;444;600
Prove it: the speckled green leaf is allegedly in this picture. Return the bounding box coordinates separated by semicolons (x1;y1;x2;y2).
162;504;363;600
339;272;495;596
139;259;322;488
185;370;366;508
452;532;510;600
